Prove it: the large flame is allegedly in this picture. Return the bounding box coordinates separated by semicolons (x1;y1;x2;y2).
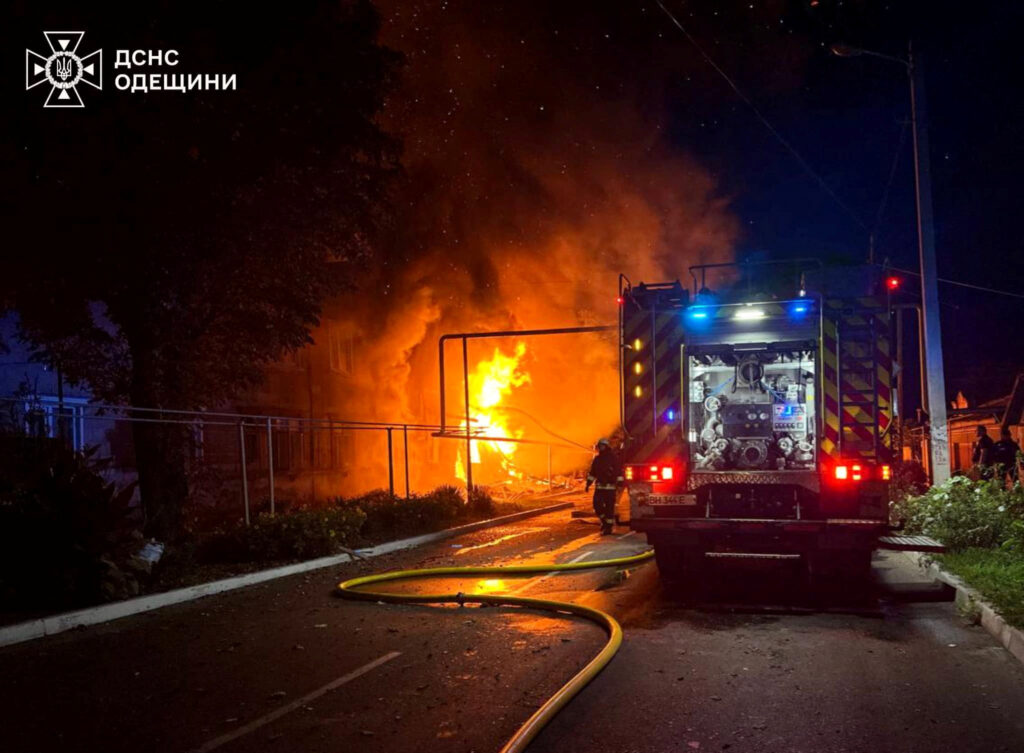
283;2;738;498
455;342;531;481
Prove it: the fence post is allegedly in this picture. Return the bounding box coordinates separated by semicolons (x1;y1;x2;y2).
238;421;250;526
463;336;473;492
547;444;552;487
387;427;394;497
266;417;275;515
403;424;410;499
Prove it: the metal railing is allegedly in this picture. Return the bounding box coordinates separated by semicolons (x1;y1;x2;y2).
1;396;585;529
437;325;613;490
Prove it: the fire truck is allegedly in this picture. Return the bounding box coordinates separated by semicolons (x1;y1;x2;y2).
619;261;912;581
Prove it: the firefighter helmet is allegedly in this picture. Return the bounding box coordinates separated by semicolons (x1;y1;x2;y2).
595;437;610;449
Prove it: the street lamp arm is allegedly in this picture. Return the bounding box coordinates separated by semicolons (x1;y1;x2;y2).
830;43;908;68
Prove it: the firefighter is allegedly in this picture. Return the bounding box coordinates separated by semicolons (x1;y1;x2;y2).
972;424;995;477
992;427;1021;482
586;438;623;535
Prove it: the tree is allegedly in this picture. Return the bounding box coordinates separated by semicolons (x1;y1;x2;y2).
3;1;400;539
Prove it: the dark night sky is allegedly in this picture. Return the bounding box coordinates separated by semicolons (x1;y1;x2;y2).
373;0;1024;408
5;0;1024;409
638;1;1024;405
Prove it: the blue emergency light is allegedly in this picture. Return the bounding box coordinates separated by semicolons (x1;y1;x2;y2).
686;306;712;323
789;301;810;317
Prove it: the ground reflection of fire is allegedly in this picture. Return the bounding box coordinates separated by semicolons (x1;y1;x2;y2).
473;578;507;594
455;342;531;482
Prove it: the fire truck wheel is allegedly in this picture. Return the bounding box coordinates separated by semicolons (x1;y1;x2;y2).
653;543;704;583
806;548;872;585
653;544;682;582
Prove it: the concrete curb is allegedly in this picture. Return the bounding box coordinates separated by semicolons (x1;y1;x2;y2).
0;500;575;650
914;553;1024;667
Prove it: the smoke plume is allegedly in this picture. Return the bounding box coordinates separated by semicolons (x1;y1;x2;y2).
322;1;738;493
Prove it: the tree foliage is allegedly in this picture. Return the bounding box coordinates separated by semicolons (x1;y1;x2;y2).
3;1;401;536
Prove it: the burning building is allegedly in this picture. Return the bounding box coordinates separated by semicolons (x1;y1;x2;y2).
236;1;738;500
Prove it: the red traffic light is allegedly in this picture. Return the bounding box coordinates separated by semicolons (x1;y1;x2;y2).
886;276;901;291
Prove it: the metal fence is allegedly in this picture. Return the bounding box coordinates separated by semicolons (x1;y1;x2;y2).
1;396;589;531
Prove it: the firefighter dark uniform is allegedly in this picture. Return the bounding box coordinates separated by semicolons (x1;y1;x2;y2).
992;429;1021;481
973;425;995;477
586;439;622;535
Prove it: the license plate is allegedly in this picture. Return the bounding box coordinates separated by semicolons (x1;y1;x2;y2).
648;494;695;505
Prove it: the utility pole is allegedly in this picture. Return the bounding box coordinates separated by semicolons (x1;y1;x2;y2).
908;42;950;484
831;40;951;485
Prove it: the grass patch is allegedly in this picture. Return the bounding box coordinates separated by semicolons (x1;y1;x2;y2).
939;548;1024;629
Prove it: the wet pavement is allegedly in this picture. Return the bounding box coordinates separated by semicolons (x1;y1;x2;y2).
2;494;1024;752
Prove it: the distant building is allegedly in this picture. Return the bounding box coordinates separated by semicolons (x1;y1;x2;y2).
1;306;456;504
945;373;1024;473
0;313;95;452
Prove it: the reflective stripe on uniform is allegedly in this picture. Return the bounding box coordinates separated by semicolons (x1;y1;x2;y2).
596;484;616;490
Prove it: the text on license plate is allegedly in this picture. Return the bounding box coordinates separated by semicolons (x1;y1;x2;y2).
648;494;695;505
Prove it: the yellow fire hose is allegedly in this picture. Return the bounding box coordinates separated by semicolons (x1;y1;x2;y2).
336;548;655;753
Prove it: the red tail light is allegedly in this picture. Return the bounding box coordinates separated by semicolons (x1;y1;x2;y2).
832;462;890;483
624;463;682;485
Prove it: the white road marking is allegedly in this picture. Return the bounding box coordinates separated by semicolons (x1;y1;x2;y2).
617;531;636;540
191;650;401;753
509;550;593;595
454;527;546;555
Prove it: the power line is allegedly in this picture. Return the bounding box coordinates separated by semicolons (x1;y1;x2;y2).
653;0;869;232
872;118;909;243
491;404;593;450
884;265;1024;300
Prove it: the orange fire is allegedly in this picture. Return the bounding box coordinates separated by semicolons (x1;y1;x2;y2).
455;342;531;481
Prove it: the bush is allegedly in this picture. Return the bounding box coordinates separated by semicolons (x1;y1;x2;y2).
334;486;467;536
0;436;141;610
1004;519;1024;553
468;486;495;518
201;506;366;563
200;485;502;564
893;476;1024;551
334;490;400;535
890;461;928;502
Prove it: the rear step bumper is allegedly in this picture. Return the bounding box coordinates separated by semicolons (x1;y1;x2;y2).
705;552;802;560
632;517;888;534
877;534;946;553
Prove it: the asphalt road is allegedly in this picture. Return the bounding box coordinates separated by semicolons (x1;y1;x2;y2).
2;494;1024;753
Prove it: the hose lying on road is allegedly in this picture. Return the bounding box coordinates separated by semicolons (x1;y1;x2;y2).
336;549;655;753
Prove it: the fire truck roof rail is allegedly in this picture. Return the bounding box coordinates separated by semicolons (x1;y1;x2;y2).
688;258;823;296
623;279;688;310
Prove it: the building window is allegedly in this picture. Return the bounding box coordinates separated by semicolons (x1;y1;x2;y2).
328;327;354;376
22;396;86;451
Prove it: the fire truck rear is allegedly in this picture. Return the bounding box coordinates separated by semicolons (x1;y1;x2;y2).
620;263;897;581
